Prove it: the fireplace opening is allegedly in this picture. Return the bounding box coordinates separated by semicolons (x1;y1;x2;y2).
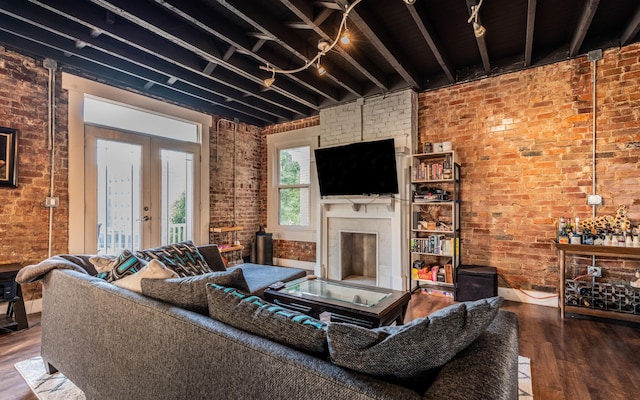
340;231;378;286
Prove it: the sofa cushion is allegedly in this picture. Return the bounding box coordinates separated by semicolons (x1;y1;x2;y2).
113;260;179;293
97;249;147;282
136;241;212;277
141;269;250;314
327;296;503;379
206;284;328;354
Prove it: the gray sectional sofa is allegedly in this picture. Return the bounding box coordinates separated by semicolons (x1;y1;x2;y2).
28;244;519;400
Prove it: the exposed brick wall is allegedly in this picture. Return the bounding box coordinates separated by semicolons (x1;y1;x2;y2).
0;47;69;301
418;45;640;292
319;90;416;146
209;118;263;259
260;116;320;262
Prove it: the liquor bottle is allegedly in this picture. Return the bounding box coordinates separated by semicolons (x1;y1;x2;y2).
557;217;566;242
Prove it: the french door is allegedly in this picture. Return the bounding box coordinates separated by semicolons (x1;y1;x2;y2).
85;125;199;255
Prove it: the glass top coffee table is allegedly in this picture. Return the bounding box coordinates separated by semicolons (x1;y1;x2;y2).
263;278;411;328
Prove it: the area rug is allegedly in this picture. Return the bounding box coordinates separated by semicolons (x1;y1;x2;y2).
16;355;534;399
519;355;533;399
14;357;84;400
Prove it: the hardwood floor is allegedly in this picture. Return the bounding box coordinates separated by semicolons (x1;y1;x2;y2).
0;315;40;400
408;293;640;400
2;296;639;400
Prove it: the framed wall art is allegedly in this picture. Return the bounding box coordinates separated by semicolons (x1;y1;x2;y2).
0;127;18;187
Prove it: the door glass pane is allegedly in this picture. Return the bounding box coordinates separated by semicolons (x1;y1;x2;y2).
96;139;142;255
161;149;194;245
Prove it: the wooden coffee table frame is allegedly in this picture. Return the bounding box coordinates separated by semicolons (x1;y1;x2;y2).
264;278;411;328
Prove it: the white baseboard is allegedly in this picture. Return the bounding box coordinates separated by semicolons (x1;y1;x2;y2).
498;287;558;308
0;298;42;315
272;258;315;272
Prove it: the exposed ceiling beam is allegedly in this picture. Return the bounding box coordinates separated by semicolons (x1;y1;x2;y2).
85;0;323;110
314;1;341;11
154;0;340;104
621;4;640;46
279;0;389;92
0;19;270;125
569;0;600;57
24;1;306;119
30;0;314;117
334;0;420;89
524;0;537;67
406;1;455;84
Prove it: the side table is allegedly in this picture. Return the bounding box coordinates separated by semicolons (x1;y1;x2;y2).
0;263;29;332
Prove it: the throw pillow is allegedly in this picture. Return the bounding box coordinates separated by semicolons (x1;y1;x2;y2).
141;269;250;314
89;255;118;273
136;241;212;277
206;284;328;354
327;296;503;379
96;249;147;282
113;259;178;293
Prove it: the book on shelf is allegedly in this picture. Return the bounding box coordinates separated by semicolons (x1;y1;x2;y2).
412;154;453;181
410;236;453;255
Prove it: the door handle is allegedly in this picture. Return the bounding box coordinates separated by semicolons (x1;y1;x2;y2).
142;216;151;222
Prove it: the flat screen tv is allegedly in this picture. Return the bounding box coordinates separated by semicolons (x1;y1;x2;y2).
314;138;399;197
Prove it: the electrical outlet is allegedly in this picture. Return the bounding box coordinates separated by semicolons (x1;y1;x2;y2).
587;194;603;205
587;266;601;277
45;197;59;208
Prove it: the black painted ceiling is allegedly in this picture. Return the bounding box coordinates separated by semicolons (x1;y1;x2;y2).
0;0;638;126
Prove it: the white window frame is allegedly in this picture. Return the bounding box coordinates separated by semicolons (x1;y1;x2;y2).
63;73;211;253
266;126;319;242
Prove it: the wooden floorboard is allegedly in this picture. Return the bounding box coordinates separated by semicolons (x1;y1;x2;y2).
0;314;41;400
2;295;640;399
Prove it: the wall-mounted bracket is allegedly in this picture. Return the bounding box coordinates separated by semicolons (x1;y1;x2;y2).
386;197;395;212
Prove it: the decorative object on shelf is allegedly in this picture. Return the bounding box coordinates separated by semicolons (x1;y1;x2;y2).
558;204;638;247
0;126;18;187
579;204;632;233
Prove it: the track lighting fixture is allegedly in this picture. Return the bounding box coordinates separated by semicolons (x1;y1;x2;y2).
259;0;363;86
263;68;275;88
259;0;424;86
467;0;486;38
473;21;486;38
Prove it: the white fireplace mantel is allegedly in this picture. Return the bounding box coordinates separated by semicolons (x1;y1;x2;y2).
316;195;407;291
319;196;396;212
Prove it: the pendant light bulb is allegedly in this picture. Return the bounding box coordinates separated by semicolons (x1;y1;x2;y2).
341;28;351;45
317;59;326;76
